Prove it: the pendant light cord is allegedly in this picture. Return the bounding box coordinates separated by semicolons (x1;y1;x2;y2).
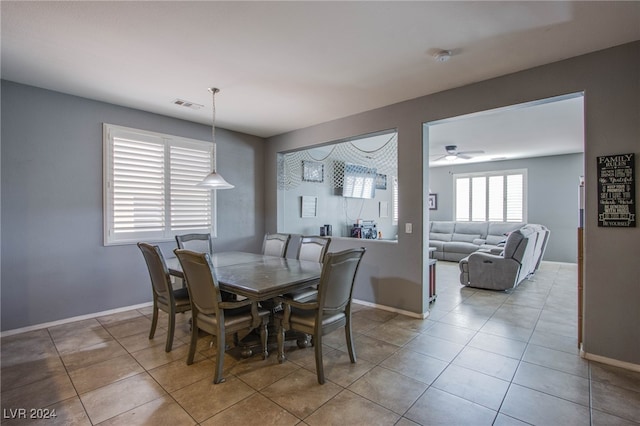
209;88;220;143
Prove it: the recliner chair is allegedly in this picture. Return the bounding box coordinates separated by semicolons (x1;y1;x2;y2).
459;227;537;290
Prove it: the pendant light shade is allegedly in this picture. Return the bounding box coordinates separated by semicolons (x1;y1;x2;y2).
198;87;235;190
199;171;235;189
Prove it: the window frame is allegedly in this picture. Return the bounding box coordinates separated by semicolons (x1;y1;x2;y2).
452;169;527;222
392;175;399;225
103;123;217;246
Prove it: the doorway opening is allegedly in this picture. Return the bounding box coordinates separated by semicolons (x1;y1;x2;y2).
423;92;585;341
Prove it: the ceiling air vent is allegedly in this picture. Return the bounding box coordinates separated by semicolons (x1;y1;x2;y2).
172;99;203;110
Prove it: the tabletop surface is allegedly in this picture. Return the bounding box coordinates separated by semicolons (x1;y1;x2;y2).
166;251;322;300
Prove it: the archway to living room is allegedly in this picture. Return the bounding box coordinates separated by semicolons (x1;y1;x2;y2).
422;93;585;344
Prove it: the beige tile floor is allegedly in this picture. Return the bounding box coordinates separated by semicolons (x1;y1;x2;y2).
2;261;640;425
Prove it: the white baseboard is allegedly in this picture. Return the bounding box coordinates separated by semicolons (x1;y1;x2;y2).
0;302;153;338
353;299;429;319
580;344;640;373
2;299;428;337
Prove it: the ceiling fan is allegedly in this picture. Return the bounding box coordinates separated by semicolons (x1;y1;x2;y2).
431;145;485;161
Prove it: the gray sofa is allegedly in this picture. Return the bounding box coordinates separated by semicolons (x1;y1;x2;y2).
459;224;550;290
429;221;527;262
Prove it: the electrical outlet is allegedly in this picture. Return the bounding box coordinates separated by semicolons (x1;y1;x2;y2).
405;223;413;233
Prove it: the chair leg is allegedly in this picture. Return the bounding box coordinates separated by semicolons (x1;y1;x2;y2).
314;333;325;384
260;319;269;360
165;306;176;352
277;322;286;363
213;330;226;384
297;333;311;349
149;302;158;339
186;317;198;365
345;319;357;363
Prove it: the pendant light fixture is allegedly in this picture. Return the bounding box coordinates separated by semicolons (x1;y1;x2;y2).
198;87;235;189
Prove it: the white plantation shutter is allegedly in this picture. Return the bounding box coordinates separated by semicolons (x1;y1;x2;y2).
488;175;504;221
506;174;524;221
170;143;213;232
454;169;526;222
104;124;215;245
112;135;165;237
456;178;470;221
471;177;486;221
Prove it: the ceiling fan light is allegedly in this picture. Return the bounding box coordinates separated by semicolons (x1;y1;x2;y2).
444;154;458;161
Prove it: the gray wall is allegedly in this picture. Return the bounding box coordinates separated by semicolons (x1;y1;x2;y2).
429;153;584;263
266;42;640;365
1;81;265;331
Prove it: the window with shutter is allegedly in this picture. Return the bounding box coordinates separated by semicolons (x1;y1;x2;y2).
453;169;527;222
103;124;216;245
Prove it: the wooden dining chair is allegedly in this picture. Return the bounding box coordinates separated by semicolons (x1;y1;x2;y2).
297;236;332;263
175;233;214;255
137;243;191;352
262;233;291;257
174;249;270;384
283;236;331;303
175;233;235;301
276;247;366;384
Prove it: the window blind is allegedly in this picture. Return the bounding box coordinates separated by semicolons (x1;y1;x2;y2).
488;175;504;221
454;169;526;222
506;174;524;221
170;144;213;232
104;124;215;245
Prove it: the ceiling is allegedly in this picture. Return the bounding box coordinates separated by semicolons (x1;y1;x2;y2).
2;2;639;159
428;94;585;167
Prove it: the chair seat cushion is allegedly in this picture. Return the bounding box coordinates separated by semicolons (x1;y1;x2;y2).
197;303;269;328
172;287;191;306
283;284;318;303
157;287;191;308
289;308;345;329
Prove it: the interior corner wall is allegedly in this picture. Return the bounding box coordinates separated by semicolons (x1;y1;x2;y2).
429;153;584;263
265;41;640;365
0;80;266;331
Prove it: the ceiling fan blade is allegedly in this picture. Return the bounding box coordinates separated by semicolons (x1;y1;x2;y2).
457;154;473;159
430;155;447;161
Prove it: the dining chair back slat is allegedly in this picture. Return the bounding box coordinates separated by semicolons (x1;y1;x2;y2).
175;233;213;255
297;236;331;263
262;233;291;257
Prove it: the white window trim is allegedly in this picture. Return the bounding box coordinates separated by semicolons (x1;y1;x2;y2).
452;168;528;222
103;123;217;246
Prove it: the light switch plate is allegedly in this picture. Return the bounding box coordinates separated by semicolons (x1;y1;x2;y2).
405;223;413;233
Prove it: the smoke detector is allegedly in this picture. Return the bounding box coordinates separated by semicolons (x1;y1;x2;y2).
434;50;452;62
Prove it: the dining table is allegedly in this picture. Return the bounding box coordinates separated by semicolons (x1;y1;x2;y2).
166;251;322;358
165;251;322;301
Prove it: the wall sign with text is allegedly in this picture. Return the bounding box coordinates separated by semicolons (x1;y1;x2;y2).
597;153;635;227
